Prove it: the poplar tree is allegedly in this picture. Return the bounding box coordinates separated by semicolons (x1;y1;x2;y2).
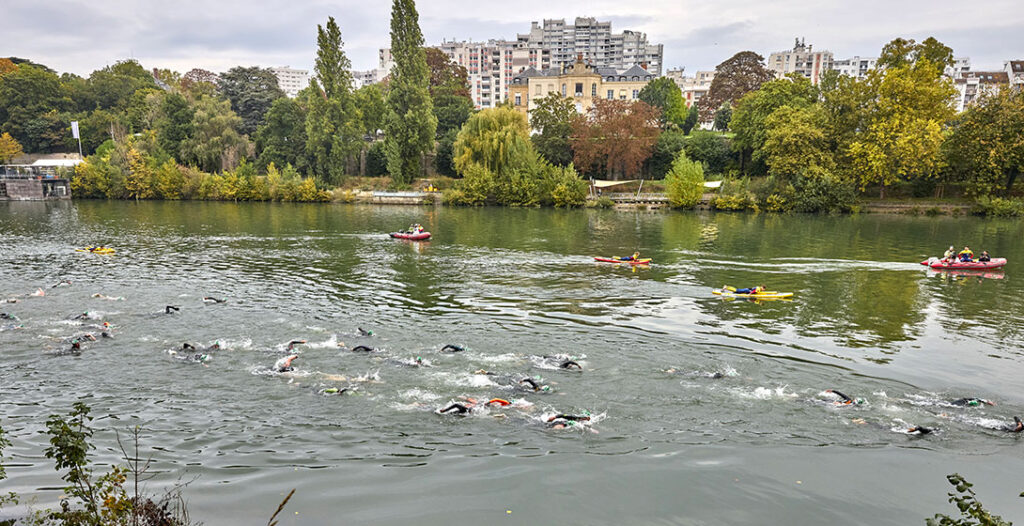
384;0;437;184
305;16;362;184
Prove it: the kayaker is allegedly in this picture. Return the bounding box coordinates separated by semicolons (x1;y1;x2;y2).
978;251;991;262
619;251;641;262
958;246;974;262
734;285;765;295
943;246;956;262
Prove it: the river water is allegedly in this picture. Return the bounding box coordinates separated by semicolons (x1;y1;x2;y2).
1;201;1023;525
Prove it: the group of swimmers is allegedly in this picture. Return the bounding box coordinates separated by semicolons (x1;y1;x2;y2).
10;280;1022;437
942;246;992;263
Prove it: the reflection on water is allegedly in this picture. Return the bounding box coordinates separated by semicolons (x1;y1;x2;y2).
2;201;1024;525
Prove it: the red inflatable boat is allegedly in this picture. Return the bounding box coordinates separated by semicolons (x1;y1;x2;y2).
390;231;431;241
921;257;1007;270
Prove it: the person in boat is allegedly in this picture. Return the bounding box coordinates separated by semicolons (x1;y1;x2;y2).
978;251;991;262
733;285;765;295
958;246;974;262
943;246;956;262
619;251;641;262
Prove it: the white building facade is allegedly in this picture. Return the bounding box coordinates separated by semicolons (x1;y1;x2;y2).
1004;60;1024;89
953;71;1009;112
515;18;663;76
767;38;833;85
270;66;309;98
666;68;715;108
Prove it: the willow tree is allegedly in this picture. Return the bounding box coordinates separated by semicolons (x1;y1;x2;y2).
384;0;437;184
305;16;362;185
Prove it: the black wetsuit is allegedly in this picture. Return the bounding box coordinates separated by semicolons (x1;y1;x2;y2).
549;414;590;422
908;426;933;435
828;390;854;404
952;398;990;407
1006;417;1023;433
520;378;541;391
203;297;226;303
350;345;375;352
560;360;582;370
439;403;472;414
440;344;465;353
165;306;180;314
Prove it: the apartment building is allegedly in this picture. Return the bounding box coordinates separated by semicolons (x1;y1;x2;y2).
515;18;663;76
270;66;310;98
508;55;656;118
666;68;715;107
767;38;833;85
953;71;1010;112
832;56;877;79
1005;60;1024;89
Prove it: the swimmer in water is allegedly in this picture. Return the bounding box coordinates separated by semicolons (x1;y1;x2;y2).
1005;416;1023;433
907;426;933;435
350;345;375;352
165;305;180;314
825;389;863;406
440;344;465;353
320;387;349;395
546;413;591;429
358;327;374;336
560;360;582;370
203;297;227;304
438;403;473;414
52;280;72;288
0;313;17;321
285;340;307;351
274;355;298;373
519;378;551;392
951;397;995;407
72;312;91;320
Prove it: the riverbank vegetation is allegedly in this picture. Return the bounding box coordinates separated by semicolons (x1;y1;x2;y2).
1;14;1021;213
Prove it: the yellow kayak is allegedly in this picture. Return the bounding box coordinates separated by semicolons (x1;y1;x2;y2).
76;246;116;255
712;288;793;299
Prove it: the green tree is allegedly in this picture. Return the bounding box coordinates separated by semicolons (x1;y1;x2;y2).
699;51;776;122
156;92;195;160
384;0;437;184
819;69;873;165
125;88;165;132
730;74;818;175
645;129;686;178
218;66;286;135
305;16;362;184
685;130;734;175
255;96;307;171
682;104;698;135
80;60;156;111
425;47;473;137
926;474;1014;526
713;101;732;131
453;106;531;175
433;129;457;177
847;59;955;196
943;87;1024;196
355;84;387;136
762;105;834;182
529;92;575;166
0;64;67;150
638;76;686;128
664;150;705;208
878;37;954;74
179;95;250;172
367;141;389;176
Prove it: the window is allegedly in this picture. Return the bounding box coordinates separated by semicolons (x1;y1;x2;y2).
632;89;639;99
548;83;554;94
534;83;541;95
515;94;521;106
607;89;614;100
591;83;597;96
619;89;626;100
562;83;567;96
575;82;583;96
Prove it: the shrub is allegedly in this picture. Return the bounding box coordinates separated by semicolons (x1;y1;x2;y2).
712;177;757;211
446;163;496;205
586;196;615;209
664;150;704;208
790;168;857;213
971;196;1024;217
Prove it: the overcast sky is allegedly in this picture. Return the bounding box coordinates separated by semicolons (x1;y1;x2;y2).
7;0;1023;77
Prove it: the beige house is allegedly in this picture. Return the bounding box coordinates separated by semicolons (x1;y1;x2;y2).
509;55;656;118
